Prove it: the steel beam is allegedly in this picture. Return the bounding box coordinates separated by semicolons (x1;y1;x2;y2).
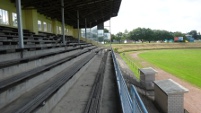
85;18;87;42
109;18;111;48
77;10;80;44
61;0;66;45
16;0;24;49
90;23;92;39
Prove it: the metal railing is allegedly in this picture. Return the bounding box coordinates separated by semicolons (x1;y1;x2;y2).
121;53;140;77
130;85;148;113
111;49;148;113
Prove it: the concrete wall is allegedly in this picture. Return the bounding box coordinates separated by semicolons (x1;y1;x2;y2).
168;94;184;113
0;0;75;36
154;85;168;112
0;0;26;28
154;79;188;113
25;9;38;34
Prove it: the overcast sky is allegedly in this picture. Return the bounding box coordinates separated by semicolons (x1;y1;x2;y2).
106;0;201;34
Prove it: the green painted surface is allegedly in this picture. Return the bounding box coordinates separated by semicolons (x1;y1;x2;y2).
138;49;201;88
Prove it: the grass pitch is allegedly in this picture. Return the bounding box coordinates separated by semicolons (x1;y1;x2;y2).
138;49;201;88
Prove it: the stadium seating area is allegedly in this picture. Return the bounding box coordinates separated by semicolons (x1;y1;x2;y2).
0;24;98;113
0;26;87;54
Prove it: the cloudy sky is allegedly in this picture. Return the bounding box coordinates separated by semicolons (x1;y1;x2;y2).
107;0;201;34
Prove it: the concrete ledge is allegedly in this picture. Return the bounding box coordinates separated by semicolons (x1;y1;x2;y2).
0;51;92;109
33;52;96;113
0;47;93;80
154;79;188;113
0;44;62;51
0;47;66;62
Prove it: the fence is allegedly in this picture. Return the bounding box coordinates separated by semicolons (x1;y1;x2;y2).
130;85;148;113
121;53;140;78
111;49;148;113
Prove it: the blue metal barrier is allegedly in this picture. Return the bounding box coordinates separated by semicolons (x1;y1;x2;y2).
111;50;148;113
130;85;148;113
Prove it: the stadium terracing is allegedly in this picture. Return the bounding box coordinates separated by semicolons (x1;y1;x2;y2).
0;0;189;113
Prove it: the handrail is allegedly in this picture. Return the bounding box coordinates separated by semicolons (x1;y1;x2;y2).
111;49;148;113
130;85;148;113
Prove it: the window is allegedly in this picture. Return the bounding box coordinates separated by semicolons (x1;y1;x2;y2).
48;23;52;32
12;13;17;27
43;22;47;32
0;9;9;25
38;20;42;31
59;26;61;34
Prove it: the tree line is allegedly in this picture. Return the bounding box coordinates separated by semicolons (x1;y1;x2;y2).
111;27;201;43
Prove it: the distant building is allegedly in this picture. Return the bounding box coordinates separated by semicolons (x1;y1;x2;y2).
186;35;194;42
104;33;111;40
174;37;183;42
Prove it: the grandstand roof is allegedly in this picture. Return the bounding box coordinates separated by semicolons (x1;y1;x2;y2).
11;0;121;28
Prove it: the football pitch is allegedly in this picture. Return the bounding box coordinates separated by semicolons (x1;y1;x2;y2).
138;49;201;88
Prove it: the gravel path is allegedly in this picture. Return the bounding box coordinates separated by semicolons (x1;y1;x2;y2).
131;52;201;113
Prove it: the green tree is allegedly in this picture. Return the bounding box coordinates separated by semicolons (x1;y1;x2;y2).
116;32;123;43
144;28;154;43
128;27;142;42
174;31;184;37
104;28;109;33
121;29;129;41
111;34;116;42
189;30;198;39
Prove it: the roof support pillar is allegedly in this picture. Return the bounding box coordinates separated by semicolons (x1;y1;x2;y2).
61;0;66;45
77;10;80;44
96;25;98;45
89;22;92;43
90;23;92;39
109;18;112;48
16;0;24;49
85;18;87;42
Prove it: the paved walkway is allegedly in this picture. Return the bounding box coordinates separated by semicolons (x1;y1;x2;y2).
50;53;103;113
51;51;121;113
99;52;121;113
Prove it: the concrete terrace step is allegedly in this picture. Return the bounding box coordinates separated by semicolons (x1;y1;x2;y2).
0;48;94;91
0;49;99;111
50;50;105;113
0;46;93;80
50;50;121;113
0;49;98;113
